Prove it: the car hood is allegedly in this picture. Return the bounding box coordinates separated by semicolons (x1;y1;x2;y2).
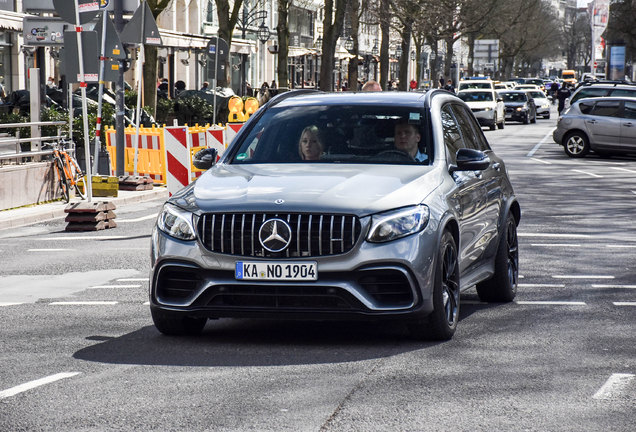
465;101;496;109
533;97;549;105
172;163;441;217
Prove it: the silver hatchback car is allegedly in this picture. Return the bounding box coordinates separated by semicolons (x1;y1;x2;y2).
553;96;636;157
150;90;520;341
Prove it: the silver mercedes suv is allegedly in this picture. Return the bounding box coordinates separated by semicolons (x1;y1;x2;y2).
150;90;521;341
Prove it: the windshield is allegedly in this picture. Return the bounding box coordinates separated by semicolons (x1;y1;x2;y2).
459;82;492;90
457;92;494;102
501;93;527;102
529;91;545;99
229;105;432;165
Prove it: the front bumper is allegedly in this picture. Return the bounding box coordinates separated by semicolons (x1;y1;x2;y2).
505;108;528;122
149;223;438;321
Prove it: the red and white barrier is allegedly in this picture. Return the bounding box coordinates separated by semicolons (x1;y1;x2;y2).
164;126;191;196
225;123;243;146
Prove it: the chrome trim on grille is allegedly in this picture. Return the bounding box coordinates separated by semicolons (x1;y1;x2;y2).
197;212;361;258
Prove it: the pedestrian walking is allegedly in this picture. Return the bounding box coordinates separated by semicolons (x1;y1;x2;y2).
557;84;572;116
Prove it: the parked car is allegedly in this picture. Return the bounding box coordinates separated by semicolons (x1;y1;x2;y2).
566;82;636;108
553;96;636;158
500;90;537;124
457;89;505;130
149;90;521;341
528;90;551;119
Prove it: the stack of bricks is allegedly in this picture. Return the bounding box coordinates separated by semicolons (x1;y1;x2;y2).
119;175;154;191
78;176;119;197
64;201;117;231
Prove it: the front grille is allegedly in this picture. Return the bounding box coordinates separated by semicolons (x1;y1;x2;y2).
197;213;361;258
358;270;413;307
206;285;362;310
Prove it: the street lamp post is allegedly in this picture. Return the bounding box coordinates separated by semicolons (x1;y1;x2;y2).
236;6;269;96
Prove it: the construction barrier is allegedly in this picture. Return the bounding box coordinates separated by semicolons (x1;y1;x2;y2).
164;125;191;197
104;125;166;184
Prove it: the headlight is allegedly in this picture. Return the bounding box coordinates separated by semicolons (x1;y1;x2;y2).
367;205;430;243
542;104;550;108
157;203;196;241
484;107;491;111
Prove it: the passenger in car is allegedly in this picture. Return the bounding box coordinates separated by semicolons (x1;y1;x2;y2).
394;120;428;162
298;125;326;161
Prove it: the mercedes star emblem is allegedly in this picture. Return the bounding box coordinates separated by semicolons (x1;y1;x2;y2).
275;199;285;205
258;219;292;252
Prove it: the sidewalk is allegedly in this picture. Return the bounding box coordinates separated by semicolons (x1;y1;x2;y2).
0;186;169;230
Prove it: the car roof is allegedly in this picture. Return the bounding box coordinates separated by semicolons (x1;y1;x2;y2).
458;88;495;92
574;96;636;104
499;90;527;93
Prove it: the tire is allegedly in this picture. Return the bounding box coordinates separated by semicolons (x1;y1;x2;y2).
523;114;529;124
489;117;497;131
544;113;551;120
408;230;460;341
70;158;86;200
151;308;207;336
497;117;505;129
476;213;519;303
55;157;70;203
563;132;590;158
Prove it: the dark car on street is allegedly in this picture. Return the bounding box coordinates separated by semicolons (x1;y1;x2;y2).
553;96;636;158
500;90;537;124
150;90;521;341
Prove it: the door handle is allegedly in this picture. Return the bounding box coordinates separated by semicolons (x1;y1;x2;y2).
624;122;634;127
587;119;597;124
493;162;501;171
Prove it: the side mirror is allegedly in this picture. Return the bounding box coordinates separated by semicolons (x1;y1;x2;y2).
193;148;218;170
450;148;490;173
497;97;503;102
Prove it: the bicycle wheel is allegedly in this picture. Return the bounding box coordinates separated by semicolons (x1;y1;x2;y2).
69;156;86;199
54;157;70;203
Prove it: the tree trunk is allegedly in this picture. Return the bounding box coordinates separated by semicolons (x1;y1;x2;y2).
276;0;290;91
216;0;243;88
319;0;348;92
467;33;475;77
398;28;411;91
379;0;389;90
143;45;158;118
347;0;359;91
444;34;454;84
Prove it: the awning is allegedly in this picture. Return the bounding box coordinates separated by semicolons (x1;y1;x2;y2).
231;39;256;55
289;47;313;57
0;11;27;32
159;29;207;49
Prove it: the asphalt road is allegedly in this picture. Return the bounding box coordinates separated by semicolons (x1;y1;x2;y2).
1;106;635;431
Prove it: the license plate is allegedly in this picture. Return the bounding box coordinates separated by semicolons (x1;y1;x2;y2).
235;261;318;281
505;115;512;119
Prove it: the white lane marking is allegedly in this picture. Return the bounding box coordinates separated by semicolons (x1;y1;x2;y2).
116;214;158;223
530;243;582;247
572;169;603;178
0;372;81;400
593;373;635;400
553;275;615;279
117;278;149;282
610;167;636;174
613;302;636;306
0;302;25;306
87;285;141;289
49;301;118;305
28;249;75;252
632;191;636;196
593;285;636;289
529;157;552;165
40;236;128;241
516;301;586;305
518;233;590;238
526;130;555;157
519;284;565;288
101;248;149;251
606;244;636;248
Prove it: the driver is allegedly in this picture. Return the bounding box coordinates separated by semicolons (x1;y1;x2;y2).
394;120;428;162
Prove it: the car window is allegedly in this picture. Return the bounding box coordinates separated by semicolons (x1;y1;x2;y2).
501;93;526;102
529;91;545;99
578;101;595;114
454;104;491;152
591;101;621;117
609;89;636;98
624;101;636;119
450;104;482;151
457;91;493;102
229;105;431;165
441;104;464;164
571;88;609;104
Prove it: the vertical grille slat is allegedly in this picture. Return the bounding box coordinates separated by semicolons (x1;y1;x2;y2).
198;212;361;258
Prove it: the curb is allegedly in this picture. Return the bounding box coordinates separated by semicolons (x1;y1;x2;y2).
0;187;169;231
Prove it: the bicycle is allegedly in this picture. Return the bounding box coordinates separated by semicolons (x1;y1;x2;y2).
50;140;86;203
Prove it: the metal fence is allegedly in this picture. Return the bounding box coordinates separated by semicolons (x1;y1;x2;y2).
0;121;69;164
